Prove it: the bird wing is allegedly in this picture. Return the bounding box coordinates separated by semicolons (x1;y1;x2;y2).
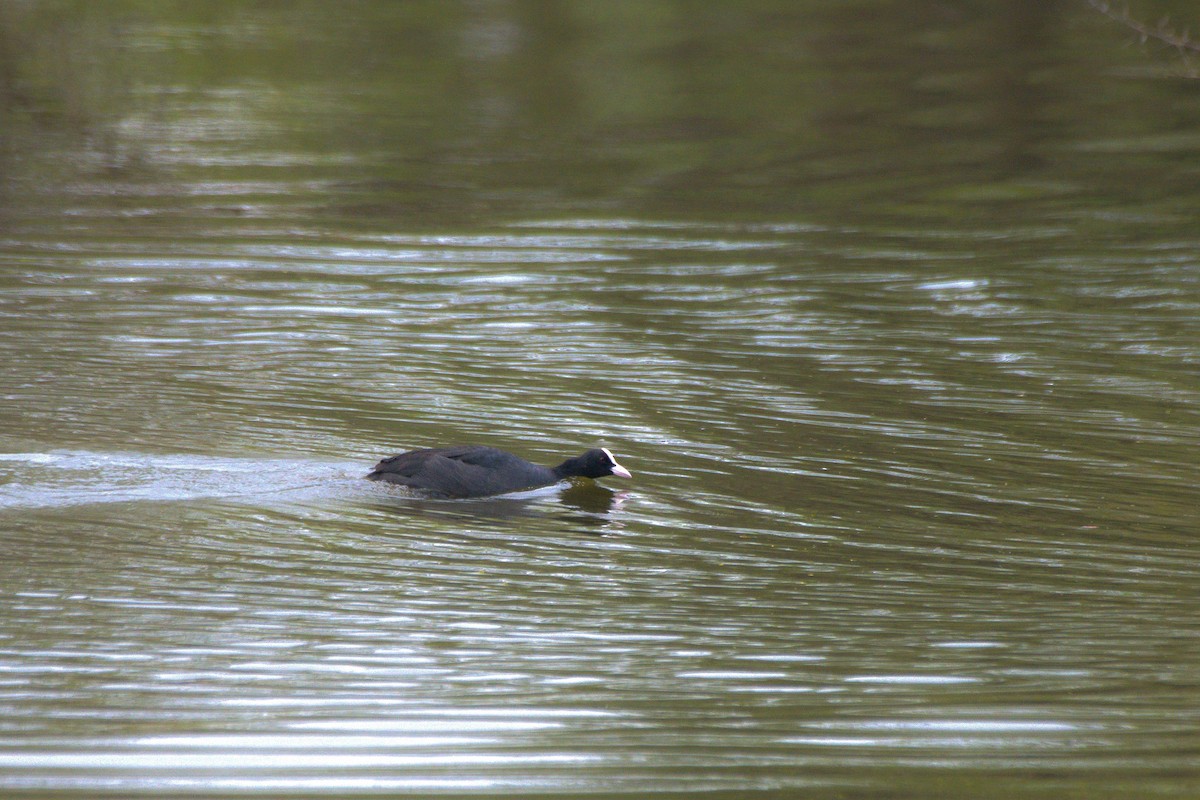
368;448;507;497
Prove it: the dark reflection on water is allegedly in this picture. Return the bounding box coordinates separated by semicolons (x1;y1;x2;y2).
2;2;1200;798
365;483;629;534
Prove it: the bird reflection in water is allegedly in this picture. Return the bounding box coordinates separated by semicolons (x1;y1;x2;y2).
366;481;629;534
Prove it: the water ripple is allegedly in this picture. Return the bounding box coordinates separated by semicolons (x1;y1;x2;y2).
3;219;1199;794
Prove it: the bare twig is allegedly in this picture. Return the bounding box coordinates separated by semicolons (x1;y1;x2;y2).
1086;0;1200;52
1086;0;1200;76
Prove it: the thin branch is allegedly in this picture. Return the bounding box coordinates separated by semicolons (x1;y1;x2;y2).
1086;0;1200;60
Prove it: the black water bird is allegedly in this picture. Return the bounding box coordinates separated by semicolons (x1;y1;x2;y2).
365;445;631;499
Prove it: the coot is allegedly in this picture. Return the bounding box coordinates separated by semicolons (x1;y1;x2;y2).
365;445;631;499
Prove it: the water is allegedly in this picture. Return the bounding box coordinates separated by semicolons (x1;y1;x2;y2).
2;3;1200;797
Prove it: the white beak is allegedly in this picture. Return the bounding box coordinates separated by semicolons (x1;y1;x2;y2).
600;447;632;479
